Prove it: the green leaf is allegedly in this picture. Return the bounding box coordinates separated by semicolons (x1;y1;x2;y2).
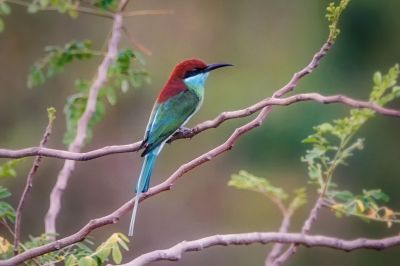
0;19;4;33
0;2;11;15
94;0;117;10
111;245;122;264
0;159;24;179
106;87;117;105
78;256;97;266
96;246;111;262
65;254;78;266
229;170;288;200
28;40;96;88
0;186;16;224
373;71;382;85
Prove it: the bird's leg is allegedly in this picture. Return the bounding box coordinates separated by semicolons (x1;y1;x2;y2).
167;127;193;144
177;126;193;136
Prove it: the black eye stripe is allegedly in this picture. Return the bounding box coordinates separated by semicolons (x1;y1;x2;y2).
183;68;204;79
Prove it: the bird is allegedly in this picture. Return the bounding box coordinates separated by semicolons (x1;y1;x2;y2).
129;59;232;236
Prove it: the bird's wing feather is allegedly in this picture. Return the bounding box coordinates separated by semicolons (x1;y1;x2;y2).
142;90;200;156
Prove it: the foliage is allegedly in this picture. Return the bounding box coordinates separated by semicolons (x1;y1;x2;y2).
64;233;130;266
0;159;24;178
92;0;117;11
0;186;15;224
326;0;350;41
27;40;97;88
302;64;400;226
229;170;288;200
63;49;149;145
27;0;80;17
0;1;11;32
0;159;24;225
0;233;130;265
229;171;307;214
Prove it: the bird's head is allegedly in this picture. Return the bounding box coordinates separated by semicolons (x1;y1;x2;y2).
169;59;232;89
170;59;232;79
157;59;232;103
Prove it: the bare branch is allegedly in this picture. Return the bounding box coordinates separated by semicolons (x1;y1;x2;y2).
44;7;126;236
265;212;293;266
13;109;55;254
271;197;324;265
123;9;174;17
122;26;152;56
0;93;398;161
114;232;400;266
265;208;294;265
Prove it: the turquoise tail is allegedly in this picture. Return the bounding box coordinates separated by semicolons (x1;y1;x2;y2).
128;146;161;236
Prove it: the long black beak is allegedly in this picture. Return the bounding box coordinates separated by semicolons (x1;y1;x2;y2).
204;63;233;73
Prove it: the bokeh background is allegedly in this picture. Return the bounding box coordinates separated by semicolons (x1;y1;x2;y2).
1;0;400;265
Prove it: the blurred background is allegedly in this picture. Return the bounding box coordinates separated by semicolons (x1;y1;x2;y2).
1;0;400;265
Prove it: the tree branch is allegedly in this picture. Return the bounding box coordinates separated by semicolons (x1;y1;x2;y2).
113;232;400;266
271;197;324;265
0;93;398;161
44;3;126;236
265;208;294;265
13;109;55;254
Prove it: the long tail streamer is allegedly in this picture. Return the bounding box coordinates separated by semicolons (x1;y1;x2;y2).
128;147;161;236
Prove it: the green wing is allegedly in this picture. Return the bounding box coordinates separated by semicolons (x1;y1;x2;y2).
142;90;200;156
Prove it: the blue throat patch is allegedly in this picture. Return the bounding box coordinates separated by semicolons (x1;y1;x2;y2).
183;73;209;89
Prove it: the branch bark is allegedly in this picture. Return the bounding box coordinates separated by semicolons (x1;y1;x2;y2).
0;93;398;161
114;232;400;266
44;5;126;236
13;109;55;254
271;197;325;265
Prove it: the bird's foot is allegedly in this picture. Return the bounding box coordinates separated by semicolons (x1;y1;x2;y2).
167;127;193;144
176;127;193;136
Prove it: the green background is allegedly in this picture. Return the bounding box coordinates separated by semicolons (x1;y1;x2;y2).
1;0;400;265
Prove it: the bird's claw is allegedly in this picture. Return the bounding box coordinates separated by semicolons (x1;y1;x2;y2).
167;127;193;144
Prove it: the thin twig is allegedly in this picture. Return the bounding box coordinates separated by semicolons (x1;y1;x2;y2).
0;93;398;161
5;0;115;19
44;2;127;237
123;9;173;17
13;110;55;254
122;26;152;56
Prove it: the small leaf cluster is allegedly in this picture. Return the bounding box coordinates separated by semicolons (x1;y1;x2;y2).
27;0;81;17
63;49;149;145
229;171;307;214
0;233;129;265
229;170;288;200
326;0;350;41
0;186;15;224
0;236;12;260
92;0;117;11
0;159;24;178
22;233;65;265
302;64;400;225
0;2;11;33
330;189;399;227
0;159;24;225
28;40;97;88
65;233;129;266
